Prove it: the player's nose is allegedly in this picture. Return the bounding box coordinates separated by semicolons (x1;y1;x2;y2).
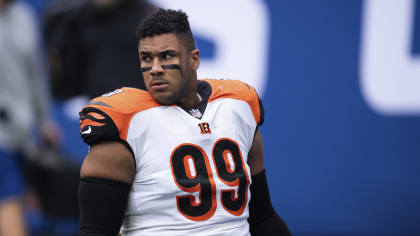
150;58;164;75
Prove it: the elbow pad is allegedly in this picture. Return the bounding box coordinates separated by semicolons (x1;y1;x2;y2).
79;177;131;236
248;170;292;236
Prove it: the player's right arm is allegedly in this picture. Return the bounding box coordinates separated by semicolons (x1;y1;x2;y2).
78;96;136;236
79;141;135;236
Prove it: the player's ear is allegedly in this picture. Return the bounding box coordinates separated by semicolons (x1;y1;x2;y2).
190;49;200;70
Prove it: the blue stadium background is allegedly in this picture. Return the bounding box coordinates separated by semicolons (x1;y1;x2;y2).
24;0;420;235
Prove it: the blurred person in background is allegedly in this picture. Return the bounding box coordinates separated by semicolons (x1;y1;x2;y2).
44;0;156;99
0;0;59;235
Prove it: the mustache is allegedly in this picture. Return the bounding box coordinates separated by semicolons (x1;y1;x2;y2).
141;64;181;72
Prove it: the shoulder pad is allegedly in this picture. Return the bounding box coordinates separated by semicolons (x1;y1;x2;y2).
79;88;160;145
203;79;264;125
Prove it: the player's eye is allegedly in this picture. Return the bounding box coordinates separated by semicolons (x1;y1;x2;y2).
141;55;151;63
162;53;174;60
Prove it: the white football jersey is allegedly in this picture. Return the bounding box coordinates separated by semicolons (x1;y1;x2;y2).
80;79;263;236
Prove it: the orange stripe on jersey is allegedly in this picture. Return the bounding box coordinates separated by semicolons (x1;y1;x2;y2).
85;112;105;120
80;119;105;128
203;79;261;124
81;87;161;141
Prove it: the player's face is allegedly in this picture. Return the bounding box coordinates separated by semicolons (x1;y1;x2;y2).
139;33;200;105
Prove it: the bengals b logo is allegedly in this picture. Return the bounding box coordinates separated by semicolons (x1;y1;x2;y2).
199;122;211;134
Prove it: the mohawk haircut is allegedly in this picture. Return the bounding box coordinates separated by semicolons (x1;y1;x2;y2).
136;8;196;51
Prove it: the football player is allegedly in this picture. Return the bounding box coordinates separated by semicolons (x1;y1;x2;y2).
79;8;291;236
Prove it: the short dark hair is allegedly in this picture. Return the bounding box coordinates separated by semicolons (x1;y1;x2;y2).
136;8;196;51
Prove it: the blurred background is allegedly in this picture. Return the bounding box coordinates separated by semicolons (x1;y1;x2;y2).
0;0;419;235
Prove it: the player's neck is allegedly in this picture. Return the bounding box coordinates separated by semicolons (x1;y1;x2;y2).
178;91;200;110
177;75;200;109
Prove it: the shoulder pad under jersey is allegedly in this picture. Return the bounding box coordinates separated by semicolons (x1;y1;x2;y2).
203;79;264;126
79;88;160;146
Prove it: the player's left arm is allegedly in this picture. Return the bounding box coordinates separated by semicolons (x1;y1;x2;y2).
247;130;292;236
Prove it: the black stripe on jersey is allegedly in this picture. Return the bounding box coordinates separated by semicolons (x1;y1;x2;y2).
80;107;118;145
79;107;136;166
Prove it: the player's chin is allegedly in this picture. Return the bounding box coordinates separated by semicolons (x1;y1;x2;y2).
151;91;177;105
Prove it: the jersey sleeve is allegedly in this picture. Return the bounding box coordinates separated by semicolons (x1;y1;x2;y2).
79;88;159;149
79;104;122;146
205;79;264;126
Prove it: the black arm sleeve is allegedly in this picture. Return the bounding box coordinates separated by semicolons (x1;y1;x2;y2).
79;177;131;236
248;170;292;236
257;96;265;127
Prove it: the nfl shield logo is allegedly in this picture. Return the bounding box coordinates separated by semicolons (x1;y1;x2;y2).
189;109;203;119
